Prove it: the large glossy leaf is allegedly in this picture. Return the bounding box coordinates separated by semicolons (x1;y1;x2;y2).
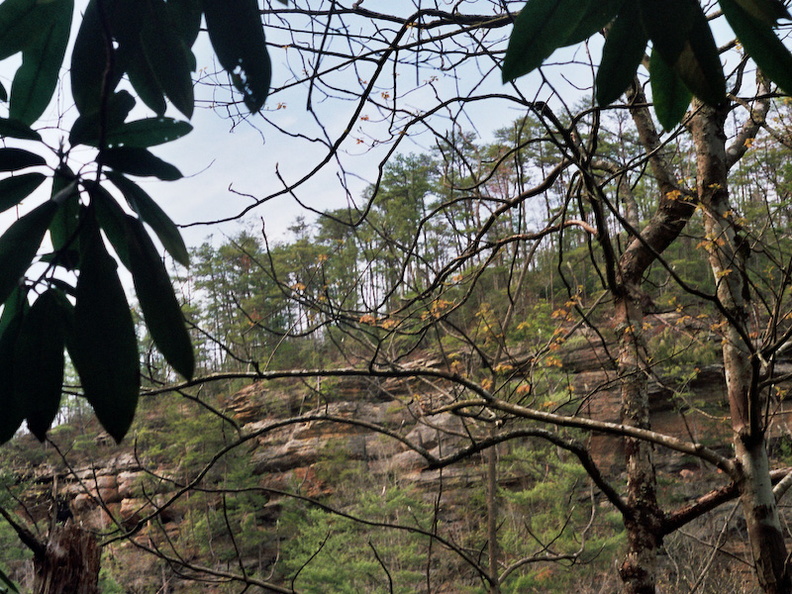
126;217;194;379
650;49;692;130
69;216;139;443
0;117;40;141
107;171;190;266
126;54;167;116
564;0;624;47
69;90;136;147
70;0;109;115
733;0;790;25
99;0;168;115
0;287;24;348
0;0;46;61
70;0;126;115
87;181;131;269
672;9;726;107
14;288;69;441
101;147;182;180
0;172;46;213
203;0;272;112
105;118;193;149
0;200;59;305
638;0;697;66
0;148;46;171
502;0;590;82
49;166;80;254
596;1;647;106
140;1;194;118
720;0;792;95
0;288;27;444
9;0;73;125
168;0;202;48
104;0;144;48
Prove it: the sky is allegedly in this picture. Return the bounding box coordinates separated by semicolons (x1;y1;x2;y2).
0;1;611;261
137;1;595;250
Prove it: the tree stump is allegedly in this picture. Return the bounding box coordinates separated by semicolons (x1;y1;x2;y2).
33;523;100;594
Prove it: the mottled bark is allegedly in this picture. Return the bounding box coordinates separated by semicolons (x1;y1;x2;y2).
693;102;791;594
486;442;501;594
615;291;663;594
33;523;100;594
609;88;697;594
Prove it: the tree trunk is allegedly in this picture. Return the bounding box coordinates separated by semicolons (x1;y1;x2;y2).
693;102;791;593
33;523;100;594
486;441;501;594
615;292;663;594
605;85;696;594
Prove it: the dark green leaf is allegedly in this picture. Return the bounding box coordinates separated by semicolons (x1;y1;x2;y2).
70;0;112;115
9;0;73;125
650;49;692;130
69;90;136;147
101;0;165;114
107;171;190;266
564;0;624;47
49;166;80;254
126;52;167;116
0;148;46;171
46;277;76;297
105;118;193;149
596;1;647;105
733;0;790;25
0;285;25;337
0;288;27;444
0;117;40;141
672;9;726;107
14;288;69;441
70;0;127;116
0;200;59;305
104;0;145;48
168;0;202;48
203;0;272;112
69;215;139;443
638;0;698;66
0;173;46;213
87;181;131;269
101;147;182;180
39;250;79;270
126;217;194;379
0;0;46;61
141;1;194;118
720;0;792;96
0;82;7;102
501;0;590;82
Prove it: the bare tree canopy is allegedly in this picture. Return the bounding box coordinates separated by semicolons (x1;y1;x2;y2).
3;1;792;593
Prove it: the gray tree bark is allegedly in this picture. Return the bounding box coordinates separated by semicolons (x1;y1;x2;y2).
692;102;791;594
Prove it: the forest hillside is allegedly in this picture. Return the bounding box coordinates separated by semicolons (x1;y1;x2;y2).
4;104;792;591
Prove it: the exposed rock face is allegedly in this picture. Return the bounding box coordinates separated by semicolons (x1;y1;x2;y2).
8;316;792;591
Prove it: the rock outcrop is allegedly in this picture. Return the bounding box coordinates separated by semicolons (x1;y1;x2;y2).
5;314;792;591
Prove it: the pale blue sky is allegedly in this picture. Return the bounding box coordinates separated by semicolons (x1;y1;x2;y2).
1;0;747;259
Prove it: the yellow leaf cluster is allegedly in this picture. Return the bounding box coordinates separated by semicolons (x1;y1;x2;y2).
378;318;398;330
